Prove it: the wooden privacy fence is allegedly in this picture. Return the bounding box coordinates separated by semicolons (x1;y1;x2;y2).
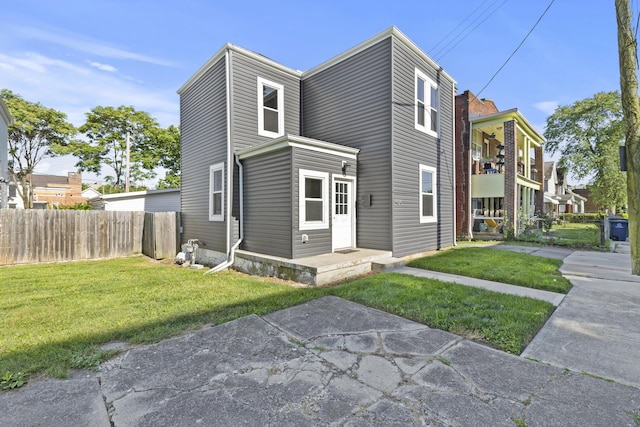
0;210;180;265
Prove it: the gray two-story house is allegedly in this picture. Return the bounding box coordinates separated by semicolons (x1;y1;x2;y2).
178;27;456;283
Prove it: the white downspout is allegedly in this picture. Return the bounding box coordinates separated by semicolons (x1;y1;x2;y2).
467;111;474;239
206;49;241;274
451;82;457;246
207;153;243;274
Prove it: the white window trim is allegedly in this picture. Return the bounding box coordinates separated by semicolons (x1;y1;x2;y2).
414;68;438;137
257;77;284;138
299;169;329;230
209;162;224;221
419;164;437;224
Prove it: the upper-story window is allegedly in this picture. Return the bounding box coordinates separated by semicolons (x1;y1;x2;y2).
415;69;438;137
257;77;284;138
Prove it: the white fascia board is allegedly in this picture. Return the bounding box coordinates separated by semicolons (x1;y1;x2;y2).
302;26;455;84
178;43;302;95
237;134;359;160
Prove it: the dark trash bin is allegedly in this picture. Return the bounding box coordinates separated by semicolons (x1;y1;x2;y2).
609;218;629;241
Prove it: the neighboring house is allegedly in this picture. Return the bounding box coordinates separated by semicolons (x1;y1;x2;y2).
543;161;586;216
455;90;544;238
178;27;456;270
81;187;101;200
573;187;601;213
89;188;180;212
0;98;11;209
9;172;86;209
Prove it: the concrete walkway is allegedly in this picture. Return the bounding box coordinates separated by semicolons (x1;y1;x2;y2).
522;242;640;389
2;244;640;426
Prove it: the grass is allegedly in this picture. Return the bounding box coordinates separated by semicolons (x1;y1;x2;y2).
406;246;572;293
546;222;602;247
333;273;553;355
514;221;604;249
1;254;556;381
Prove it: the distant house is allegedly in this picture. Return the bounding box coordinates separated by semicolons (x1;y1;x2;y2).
89;188;180;212
178;27;456;273
9;172;86;209
573;187;600;213
455;90;544;239
543;161;586;216
81;187;101;200
0;98;11;209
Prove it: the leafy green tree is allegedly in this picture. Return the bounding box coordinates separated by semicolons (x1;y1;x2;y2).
69;106;164;189
544;91;627;212
0;89;76;208
155;125;180;189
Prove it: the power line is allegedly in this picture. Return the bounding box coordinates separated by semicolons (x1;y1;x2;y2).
473;0;556;101
429;0;493;53
432;0;508;62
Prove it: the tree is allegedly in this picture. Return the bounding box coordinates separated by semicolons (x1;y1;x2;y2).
69;106;164;189
155;125;180;189
0;89;76;208
544;91;627;212
616;0;640;274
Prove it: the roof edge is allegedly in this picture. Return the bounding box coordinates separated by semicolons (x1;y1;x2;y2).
178;26;455;95
178;43;303;95
237;134;360;160
470;108;545;143
303;26;455;83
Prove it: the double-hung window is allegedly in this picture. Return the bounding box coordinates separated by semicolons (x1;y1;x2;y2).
209;162;224;221
415;69;438;137
257;77;284;138
299;169;329;230
419;165;437;223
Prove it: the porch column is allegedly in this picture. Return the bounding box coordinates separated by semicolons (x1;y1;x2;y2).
503;119;518;234
534;145;544;215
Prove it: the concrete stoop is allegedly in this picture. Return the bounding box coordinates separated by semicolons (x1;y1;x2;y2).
233;249;393;286
371;257;406;272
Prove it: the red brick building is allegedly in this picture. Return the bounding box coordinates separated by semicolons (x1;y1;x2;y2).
455;90;545;239
31;172;87;208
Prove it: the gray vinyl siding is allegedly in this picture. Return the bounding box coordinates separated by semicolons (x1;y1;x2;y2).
390;37;455;256
302;37;393;252
229;51;301;152
180;56;228;252
292;147;357;259
242;149;292;258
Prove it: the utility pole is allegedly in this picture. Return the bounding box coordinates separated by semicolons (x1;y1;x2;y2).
125;131;130;193
616;0;640;274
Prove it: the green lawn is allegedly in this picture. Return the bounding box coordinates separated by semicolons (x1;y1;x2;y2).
547;222;602;247
406;246;572;293
1;255;556;382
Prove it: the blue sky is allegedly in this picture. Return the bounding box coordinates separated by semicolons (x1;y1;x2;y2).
0;0;623;185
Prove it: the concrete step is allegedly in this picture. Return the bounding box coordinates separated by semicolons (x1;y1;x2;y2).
371;257;406;272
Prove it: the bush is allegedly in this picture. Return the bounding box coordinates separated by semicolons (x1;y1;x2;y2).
560;213;604;223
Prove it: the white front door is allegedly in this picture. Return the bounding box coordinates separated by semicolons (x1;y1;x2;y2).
332;178;354;250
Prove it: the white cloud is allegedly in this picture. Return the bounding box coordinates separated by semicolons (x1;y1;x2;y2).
534;101;559;116
17;26;174;67
87;61;117;73
0;51;178;127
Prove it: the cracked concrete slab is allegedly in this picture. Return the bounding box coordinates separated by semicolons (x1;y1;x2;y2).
4;292;640;426
0;376;110;427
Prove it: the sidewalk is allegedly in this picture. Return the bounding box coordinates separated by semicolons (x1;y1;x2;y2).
522;242;640;388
